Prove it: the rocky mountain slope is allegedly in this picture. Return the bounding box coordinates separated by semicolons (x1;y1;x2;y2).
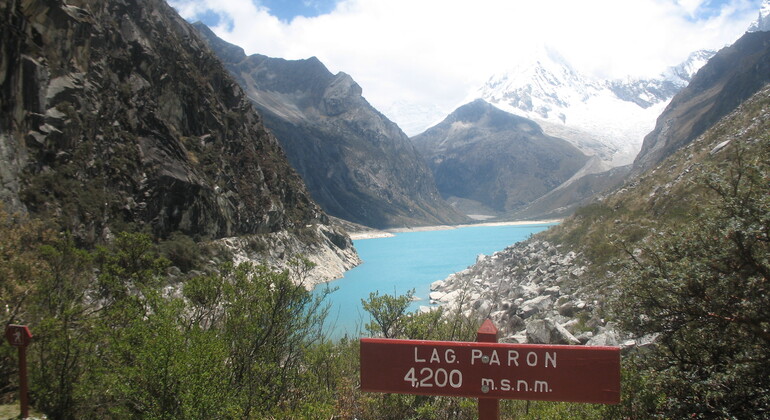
0;0;358;283
412;99;589;218
506;162;631;220
194;23;468;229
477;47;713;167
633;30;770;173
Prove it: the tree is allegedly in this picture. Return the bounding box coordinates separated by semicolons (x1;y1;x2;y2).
27;235;95;419
361;289;415;338
613;140;770;418
0;208;56;409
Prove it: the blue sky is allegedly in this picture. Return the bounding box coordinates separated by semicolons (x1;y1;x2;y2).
238;0;748;22
261;0;338;21
191;0;757;24
169;0;764;131
194;0;338;27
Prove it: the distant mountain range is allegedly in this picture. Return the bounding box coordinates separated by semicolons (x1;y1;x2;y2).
412;20;770;220
194;23;467;229
475;46;714;168
186;2;770;227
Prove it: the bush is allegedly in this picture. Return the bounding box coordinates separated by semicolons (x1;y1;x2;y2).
158;231;201;272
612;140;770;418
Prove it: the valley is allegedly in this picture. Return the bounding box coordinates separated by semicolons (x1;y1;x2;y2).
1;0;769;418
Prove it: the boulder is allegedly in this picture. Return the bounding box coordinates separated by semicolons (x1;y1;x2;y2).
429;291;446;301
439;289;463;303
476;300;491;315
506;315;525;332
586;329;621;347
557;301;577;317
575;331;594;345
526;319;580;345
518;295;553;318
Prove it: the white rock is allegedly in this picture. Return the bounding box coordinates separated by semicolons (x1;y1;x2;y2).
439;289;462;303
430;280;445;290
519;295;553;318
429;291;446;301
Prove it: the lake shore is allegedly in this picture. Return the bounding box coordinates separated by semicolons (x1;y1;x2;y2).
349;219;562;240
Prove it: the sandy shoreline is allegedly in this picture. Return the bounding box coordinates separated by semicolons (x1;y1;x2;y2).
348;219;562;240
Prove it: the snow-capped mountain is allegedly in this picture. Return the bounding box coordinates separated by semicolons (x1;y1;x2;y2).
748;0;770;32
476;47;714;167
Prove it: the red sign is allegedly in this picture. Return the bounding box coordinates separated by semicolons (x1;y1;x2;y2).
360;338;620;404
5;325;32;347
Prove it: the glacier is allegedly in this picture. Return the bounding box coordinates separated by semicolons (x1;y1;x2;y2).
474;46;714;167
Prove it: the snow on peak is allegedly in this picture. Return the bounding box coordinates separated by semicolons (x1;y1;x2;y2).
475;45;714;167
662;49;716;84
478;46;601;123
748;0;770;32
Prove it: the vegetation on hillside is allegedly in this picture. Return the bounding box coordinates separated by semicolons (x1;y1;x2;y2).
543;86;770;418
0;208;610;419
612;137;769;418
0;211;336;418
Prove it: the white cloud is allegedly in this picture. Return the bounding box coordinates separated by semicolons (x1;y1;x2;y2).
168;0;761;126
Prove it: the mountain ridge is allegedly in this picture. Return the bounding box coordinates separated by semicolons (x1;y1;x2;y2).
412;99;590;217
476;46;714;167
634;30;770;173
194;22;468;229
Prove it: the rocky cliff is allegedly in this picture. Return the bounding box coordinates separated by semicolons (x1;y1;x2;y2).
194;23;468;229
412;99;589;218
0;0;358;282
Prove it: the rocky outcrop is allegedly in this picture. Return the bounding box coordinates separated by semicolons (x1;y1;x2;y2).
194;23;468;229
213;223;361;289
430;239;629;347
412;99;589;217
0;0;358;278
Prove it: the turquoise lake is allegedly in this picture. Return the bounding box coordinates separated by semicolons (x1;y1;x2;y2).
315;223;556;339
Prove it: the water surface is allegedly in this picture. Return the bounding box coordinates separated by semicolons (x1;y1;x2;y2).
316;223;556;339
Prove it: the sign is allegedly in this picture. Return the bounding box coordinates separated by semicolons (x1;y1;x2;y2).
5;324;32;419
360;338;620;404
5;324;32;347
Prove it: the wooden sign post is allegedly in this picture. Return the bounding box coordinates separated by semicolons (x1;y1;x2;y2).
5;324;33;419
360;320;620;419
477;319;500;419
